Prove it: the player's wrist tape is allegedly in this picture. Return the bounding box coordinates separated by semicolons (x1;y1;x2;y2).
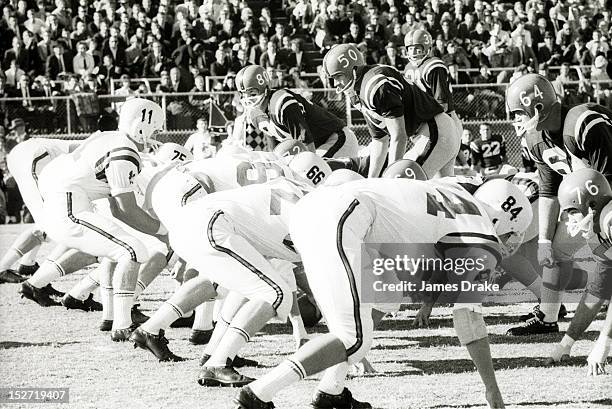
156;223;168;235
538;239;552;244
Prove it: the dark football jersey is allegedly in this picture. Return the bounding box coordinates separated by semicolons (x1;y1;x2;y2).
325;155;388;178
267;89;345;148
470;134;506;169
456;142;471;166
352;65;444;140
404;56;455;113
526;103;612;197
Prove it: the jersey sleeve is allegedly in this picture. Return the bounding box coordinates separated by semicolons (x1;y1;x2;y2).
565;117;612;178
104;149;142;196
428;67;452;109
527;140;562;198
271;91;313;144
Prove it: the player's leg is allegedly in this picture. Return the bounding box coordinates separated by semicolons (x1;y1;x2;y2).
201;291;247;363
404;112;460;179
62;266;103;311
190;299;216;344
0;228;44;273
131;273;217;361
21;246;96;306
547;262;612;364
239;193;374;407
98;259;116;331
197;212;293;386
17;245;42;276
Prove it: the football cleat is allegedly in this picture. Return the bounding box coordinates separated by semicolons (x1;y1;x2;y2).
18;262;40;276
170;313;195;328
131;304;150;324
62;294;103;312
506;314;559;336
311;388;372;409
198;360;255;387
189;329;213;345
110;323;139;342
19;281;61;306
200;354;259;368
234;386;275;409
43;284;65;298
129;328;185;362
99;320;113;332
0;269;27;284
520;304;567;321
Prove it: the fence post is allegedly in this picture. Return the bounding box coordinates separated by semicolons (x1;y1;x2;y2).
345;93;352;127
161;94;168;131
66;98;72;134
596;82;601;105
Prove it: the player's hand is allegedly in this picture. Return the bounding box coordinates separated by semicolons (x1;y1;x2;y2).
413;303;433;328
485;388;505;409
544;343;571;365
586;339;610;376
537;240;555;268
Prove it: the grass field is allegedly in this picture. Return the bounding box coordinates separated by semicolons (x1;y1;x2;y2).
1;224;611;409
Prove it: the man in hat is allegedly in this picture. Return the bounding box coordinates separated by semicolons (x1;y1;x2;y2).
5;118;29;153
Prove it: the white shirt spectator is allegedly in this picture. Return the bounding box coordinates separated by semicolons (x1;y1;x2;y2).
184;129;215;159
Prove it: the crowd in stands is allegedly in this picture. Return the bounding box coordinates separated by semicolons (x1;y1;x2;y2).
1;0;612;220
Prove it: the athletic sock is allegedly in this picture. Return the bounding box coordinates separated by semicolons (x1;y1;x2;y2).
249;359;305;402
526;276;542;300
27;260;64;288
133;280;146;302
68;272;100;301
206;326;250;366
203;317;230;356
141;302;183;334
192;301;215;331
289;314;308;346
0;247;24;271
101;286;114;321
560;334;575;349
317;362;349;396
19;246;40;267
540;286;561;323
112;291;134;330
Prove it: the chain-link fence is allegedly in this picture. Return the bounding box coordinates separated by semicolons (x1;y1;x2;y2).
3;80;611;167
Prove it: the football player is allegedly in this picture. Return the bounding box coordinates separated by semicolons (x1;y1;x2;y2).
470;123;507;175
131;153;331;386
235;178;532;409
545;169;612;373
0;138;76;284
235;65;359;158
505;73;612;335
35;98;166;342
404;29;463;136
322;43;461;179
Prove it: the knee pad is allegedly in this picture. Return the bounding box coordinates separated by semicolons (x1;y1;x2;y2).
117;237;149;264
265;280;292;322
453;305;487;345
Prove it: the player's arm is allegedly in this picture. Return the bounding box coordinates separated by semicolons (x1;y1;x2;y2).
429;67;452;112
536;160;561;243
282;102;317;152
368;136;390;178
566;118;612;176
106;160;165;237
470;141;482;173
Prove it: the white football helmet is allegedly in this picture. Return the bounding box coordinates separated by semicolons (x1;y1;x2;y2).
323;169;364;186
118;98;165;148
154;143;193;164
287;152;332;188
474;179;533;257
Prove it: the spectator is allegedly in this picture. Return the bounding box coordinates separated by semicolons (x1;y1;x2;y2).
142;40;168;78
73;41;95;77
24;8;45;36
3;36;27;71
563;37;591;66
538;31;562;66
185;118;215;160
343;22;363;44
15;74;35;114
260;40;283;70
51;0;72;29
113;74;134;113
4;118;28;153
443;41;472;69
189;74;208;113
37;29;53;63
586;31;610;60
4;59;25;88
249;34;268;65
511;35;538;72
210;48;230;82
379;43;405;70
102;36;127;73
45;41;71;80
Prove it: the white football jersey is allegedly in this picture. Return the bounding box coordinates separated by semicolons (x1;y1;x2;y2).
327;178;500;253
39;131;142;201
183;155;290;192
190;177;312;262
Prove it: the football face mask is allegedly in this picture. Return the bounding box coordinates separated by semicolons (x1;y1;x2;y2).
566;209;595;239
